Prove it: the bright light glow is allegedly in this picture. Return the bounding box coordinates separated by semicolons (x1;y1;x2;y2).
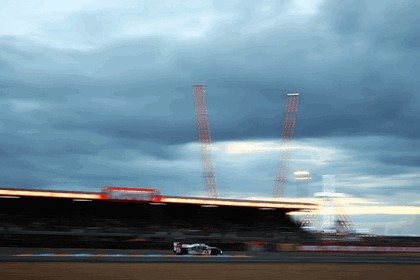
294;171;310;176
220;139;340;157
344;206;420;215
223;141;280;154
290;204;420;216
314;192;346;198
0;189;102;200
294;170;311;180
159;197;316;210
0;188;316;210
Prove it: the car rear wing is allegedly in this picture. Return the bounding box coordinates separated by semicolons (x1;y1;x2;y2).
173;242;182;252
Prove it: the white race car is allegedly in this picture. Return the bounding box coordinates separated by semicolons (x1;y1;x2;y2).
173;242;223;255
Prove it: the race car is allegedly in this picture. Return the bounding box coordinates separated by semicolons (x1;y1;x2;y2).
173;242;223;255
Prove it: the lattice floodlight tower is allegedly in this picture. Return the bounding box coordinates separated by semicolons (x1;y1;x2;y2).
273;93;300;197
193;84;218;198
301;175;354;234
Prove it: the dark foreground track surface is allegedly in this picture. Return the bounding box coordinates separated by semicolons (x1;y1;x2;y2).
1;263;420;280
1;248;419;280
0;247;419;264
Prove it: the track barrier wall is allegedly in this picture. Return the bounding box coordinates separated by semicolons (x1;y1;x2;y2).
296;245;420;253
276;243;297;252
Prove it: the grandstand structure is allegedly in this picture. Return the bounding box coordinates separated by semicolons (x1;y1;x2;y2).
0;187;315;248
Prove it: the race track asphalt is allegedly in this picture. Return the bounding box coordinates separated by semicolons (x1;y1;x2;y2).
1;248;419;280
0;247;419;264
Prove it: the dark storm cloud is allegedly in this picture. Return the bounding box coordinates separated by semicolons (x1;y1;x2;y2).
322;0;420;48
380;155;420;167
2;0;420;143
328;136;420;171
52;118;195;145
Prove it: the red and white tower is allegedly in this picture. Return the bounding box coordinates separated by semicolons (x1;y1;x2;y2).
193;84;218;198
273;93;300;197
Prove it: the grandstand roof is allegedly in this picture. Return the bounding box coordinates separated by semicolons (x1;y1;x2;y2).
0;187;316;211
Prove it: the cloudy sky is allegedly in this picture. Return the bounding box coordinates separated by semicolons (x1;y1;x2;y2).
0;0;419;235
